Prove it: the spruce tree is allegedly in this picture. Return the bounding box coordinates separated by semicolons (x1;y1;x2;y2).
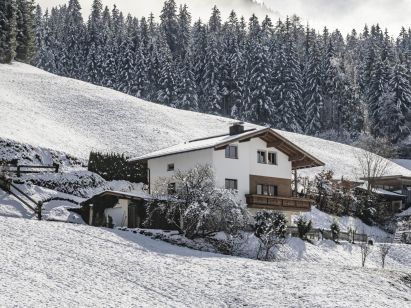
0;0;17;63
303;30;323;135
160;0;178;56
15;0;35;62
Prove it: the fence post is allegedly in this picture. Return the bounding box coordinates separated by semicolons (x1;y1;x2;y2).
54;163;60;173
17;166;21;177
37;202;43;221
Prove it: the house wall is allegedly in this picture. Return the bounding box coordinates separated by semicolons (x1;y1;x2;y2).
148;137;292;204
212;137;291;203
148;148;214;193
104;199;129;227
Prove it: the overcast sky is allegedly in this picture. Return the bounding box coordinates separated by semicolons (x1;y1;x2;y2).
37;0;411;35
259;0;411;34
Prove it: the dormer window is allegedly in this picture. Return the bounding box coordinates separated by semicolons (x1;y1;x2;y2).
225;145;238;159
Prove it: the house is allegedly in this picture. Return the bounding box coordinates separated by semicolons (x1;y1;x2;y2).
79;191;153;228
360;175;411;212
130;123;325;221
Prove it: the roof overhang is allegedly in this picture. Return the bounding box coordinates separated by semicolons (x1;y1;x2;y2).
214;128;325;170
360;175;411;186
130;128;325;170
81;190;153;206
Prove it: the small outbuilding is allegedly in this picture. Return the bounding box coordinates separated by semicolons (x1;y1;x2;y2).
80;191;153;228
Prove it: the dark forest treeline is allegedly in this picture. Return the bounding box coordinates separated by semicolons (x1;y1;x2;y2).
1;0;411;145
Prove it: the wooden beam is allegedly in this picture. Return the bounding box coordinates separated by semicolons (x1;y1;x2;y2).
289;155;306;161
267;140;284;148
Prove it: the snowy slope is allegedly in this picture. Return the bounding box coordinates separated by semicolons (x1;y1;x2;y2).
0;216;410;307
1;62;411;180
393;159;411;171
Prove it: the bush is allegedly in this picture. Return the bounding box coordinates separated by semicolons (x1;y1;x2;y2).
88;151;147;183
254;211;287;261
146;165;251;239
330;220;340;242
296;216;312;240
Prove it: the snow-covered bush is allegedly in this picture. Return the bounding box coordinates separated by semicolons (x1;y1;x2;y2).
145;165;251;239
330;220;341;242
253;211;287;261
296;216;312;240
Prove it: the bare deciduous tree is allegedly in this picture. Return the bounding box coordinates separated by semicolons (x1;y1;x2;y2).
378;238;392;269
360;242;372;267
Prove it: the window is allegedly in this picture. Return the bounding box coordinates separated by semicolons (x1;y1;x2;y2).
225;179;238;190
257;184;278;196
268;152;277;165
167;183;176;195
167;163;174;171
225;145;238;159
257;151;266;164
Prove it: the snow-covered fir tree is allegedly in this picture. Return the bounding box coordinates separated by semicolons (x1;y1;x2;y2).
28;0;411;145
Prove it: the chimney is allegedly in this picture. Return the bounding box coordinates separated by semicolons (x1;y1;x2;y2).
229;122;245;135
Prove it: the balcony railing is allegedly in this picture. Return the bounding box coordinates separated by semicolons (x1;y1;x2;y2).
246;194;312;211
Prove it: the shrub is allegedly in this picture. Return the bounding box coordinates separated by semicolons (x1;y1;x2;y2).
330;220;340;242
88;151;147;183
253;211;287;261
296;216;312;240
146;165;251;239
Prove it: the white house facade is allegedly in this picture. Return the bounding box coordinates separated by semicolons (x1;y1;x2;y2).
130;124;324;220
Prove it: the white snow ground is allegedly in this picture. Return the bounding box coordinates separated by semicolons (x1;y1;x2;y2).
0;215;410;308
1;62;410;180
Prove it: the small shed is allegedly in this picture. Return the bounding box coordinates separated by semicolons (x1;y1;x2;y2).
80;191;153;228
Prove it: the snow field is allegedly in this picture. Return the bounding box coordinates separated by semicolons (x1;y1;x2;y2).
0;216;410;308
1;63;410;180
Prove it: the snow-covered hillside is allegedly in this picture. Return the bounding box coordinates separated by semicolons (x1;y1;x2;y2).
0;216;410;307
1;62;410;180
393;159;411;171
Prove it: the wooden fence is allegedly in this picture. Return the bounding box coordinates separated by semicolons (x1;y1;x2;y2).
288;226;369;243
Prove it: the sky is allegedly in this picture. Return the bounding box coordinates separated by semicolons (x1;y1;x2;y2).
259;0;411;34
36;0;411;35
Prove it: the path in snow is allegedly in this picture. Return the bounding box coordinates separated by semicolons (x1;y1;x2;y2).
0;216;410;307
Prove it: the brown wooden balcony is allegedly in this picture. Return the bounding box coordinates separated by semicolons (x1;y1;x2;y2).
246;194;312;212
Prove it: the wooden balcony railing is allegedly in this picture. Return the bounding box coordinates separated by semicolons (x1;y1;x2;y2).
246;194;312;211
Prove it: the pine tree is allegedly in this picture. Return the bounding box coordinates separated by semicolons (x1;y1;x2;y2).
15;0;35;62
274;18;303;132
0;0;17;63
303;29;323;134
156;30;177;106
85;0;103;84
201;32;222;113
33;8;56;71
160;0;178;56
176;4;191;59
175;56;198;110
62;0;85;78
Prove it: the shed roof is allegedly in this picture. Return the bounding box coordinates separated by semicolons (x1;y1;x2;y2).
81;190;154;206
129;128;325;170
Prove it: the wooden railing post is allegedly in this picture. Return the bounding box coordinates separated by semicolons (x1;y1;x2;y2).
37;202;43;221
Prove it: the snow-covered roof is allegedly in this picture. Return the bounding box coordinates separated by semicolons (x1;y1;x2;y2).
81;190;154;205
129;127;325;170
356;184;406;197
130;128;260;161
397;207;411;217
